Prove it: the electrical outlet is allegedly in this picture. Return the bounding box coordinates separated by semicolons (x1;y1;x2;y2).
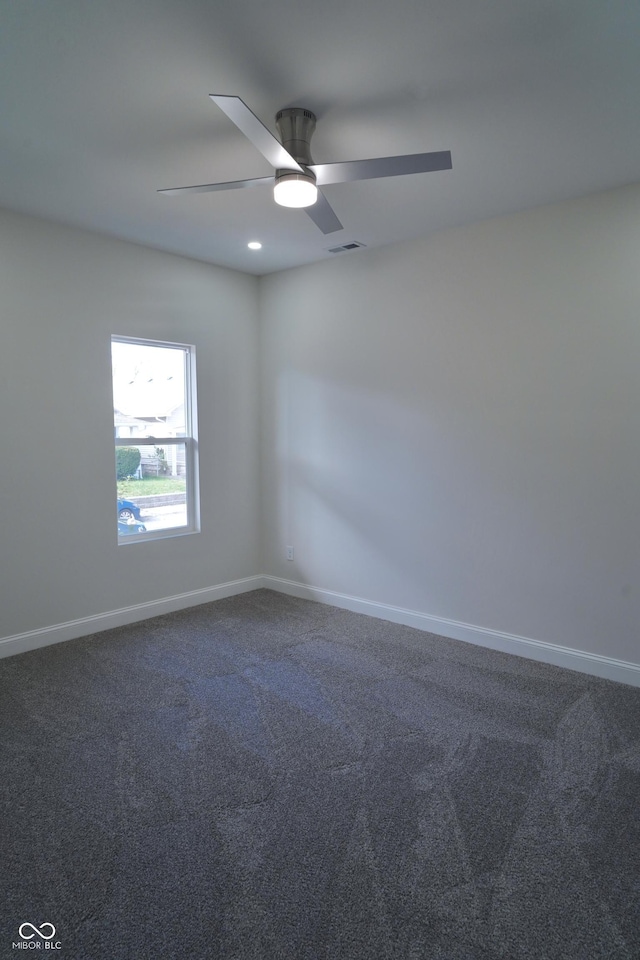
286;546;294;561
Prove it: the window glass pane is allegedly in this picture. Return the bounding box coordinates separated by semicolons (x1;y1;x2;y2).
112;337;197;542
112;341;186;428
116;443;188;534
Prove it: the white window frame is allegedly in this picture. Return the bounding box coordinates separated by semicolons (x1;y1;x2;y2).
112;335;200;543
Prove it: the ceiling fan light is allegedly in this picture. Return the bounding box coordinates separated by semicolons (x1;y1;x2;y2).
274;172;318;208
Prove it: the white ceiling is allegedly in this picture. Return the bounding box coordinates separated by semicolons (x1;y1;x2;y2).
1;0;639;275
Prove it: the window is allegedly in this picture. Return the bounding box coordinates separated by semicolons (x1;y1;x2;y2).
111;336;199;542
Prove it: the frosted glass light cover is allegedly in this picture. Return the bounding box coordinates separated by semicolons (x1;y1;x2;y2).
274;176;318;208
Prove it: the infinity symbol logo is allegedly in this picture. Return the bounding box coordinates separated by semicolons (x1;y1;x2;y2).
18;922;56;940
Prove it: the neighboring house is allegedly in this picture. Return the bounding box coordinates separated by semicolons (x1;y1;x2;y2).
114;404;186;477
113;410;149;439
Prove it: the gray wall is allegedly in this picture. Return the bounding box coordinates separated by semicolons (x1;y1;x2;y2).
259;184;640;662
0;209;260;638
3;183;639;668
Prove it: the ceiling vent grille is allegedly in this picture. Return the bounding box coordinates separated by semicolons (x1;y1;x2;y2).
326;241;367;254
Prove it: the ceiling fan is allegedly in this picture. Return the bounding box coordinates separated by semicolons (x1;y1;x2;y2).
159;96;453;235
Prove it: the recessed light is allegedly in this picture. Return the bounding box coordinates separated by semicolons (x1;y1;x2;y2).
247;241;262;250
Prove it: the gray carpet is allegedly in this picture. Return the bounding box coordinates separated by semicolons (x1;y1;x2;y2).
2;589;640;959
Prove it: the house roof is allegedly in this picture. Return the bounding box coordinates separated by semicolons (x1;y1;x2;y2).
114;410;146;427
114;385;185;421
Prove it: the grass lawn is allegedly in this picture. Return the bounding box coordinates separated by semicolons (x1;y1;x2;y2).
117;477;186;497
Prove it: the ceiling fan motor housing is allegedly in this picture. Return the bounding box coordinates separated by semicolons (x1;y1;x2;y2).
275;107;317;166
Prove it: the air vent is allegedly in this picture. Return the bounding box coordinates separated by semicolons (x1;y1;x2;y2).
326;241;367;254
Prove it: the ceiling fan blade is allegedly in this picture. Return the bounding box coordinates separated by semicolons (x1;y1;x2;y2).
210;95;303;173
158;176;273;196
310;150;452;186
303;190;343;234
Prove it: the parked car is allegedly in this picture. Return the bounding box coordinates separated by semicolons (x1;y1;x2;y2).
118;519;147;536
117;498;142;521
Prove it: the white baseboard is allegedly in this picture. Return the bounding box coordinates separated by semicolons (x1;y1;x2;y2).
263;576;640;688
0;575;265;659
4;573;640;689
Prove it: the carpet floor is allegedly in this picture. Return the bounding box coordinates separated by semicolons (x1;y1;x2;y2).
2;589;640;959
